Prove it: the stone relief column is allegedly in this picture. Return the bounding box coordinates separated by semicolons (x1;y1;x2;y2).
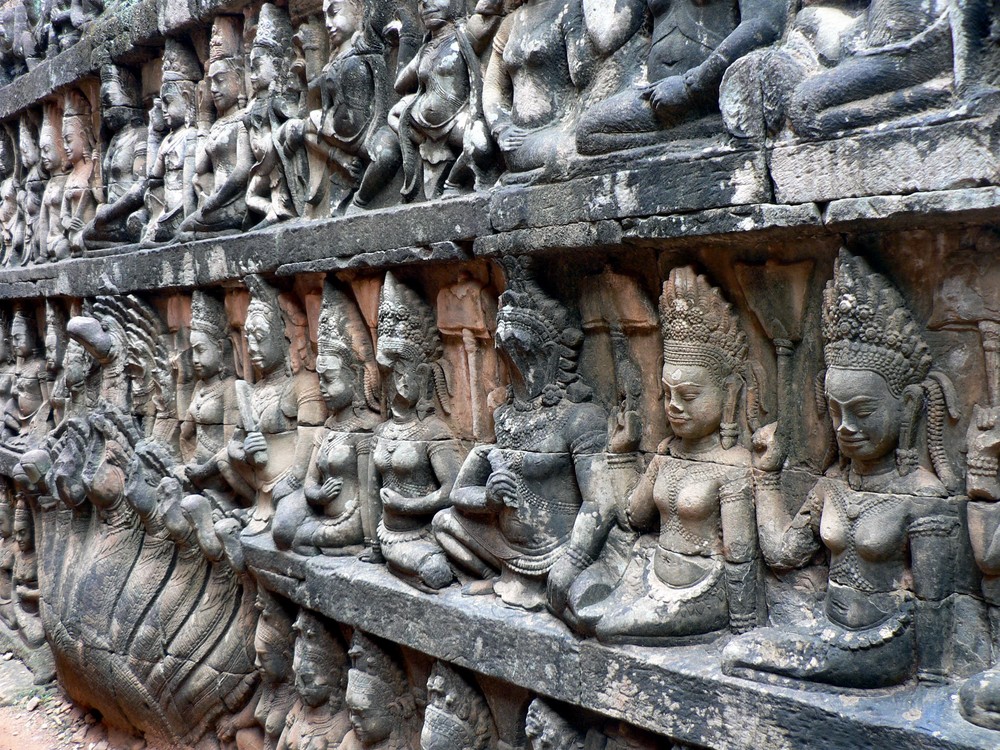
272;280;381;557
218;275;326;535
141;39;201;246
722;250;962;688
370;272;463;589
276;609;352;750
420;661;498;750
83;63;149;249
433;257;609;612
563;266;767;642
340;631;420;750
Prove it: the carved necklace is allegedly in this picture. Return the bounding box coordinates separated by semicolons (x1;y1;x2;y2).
828;483;904;594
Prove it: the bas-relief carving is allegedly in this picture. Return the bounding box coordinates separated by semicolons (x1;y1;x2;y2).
420;661;497;750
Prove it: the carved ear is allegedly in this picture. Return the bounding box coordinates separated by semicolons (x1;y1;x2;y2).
899;383;924;453
720;374;742;449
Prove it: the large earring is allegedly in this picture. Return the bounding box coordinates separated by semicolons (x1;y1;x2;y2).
896;384;923;476
720;374;742;449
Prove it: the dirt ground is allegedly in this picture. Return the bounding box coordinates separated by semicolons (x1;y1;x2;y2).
0;652;124;750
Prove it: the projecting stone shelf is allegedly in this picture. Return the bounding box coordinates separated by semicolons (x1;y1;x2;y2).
1;181;999;301
240;534;997;750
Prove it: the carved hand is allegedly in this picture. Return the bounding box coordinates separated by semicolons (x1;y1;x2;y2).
643;76;694;126
546;554;577;615
496;125;529;153
320;476;343;501
243;431;268;465
485;469;518;508
380;486;407;511
751;422;785;473
609;410;642;454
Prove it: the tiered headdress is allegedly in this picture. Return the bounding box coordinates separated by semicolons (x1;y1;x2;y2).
209;15;243;67
347;631;414;716
319;281;379;411
292;610;347;684
99;63;142;109
254;589;294;673
424;662;496;750
822;250;932;397
659;266;747;381
253;4;293;55
161;38;202;83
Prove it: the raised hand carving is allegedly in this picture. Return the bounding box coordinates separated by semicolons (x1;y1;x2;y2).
272;281;380;556
723;250;961;689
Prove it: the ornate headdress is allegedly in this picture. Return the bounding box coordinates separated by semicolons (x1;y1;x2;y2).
161;38;202;83
11;303;38;351
347;631;414;714
209;15;243;66
12;498;32;538
253;4;293;54
524;699;581;750
45;300;66;370
822;250;932;398
99;63;142;109
659;266;747;381
254;589;294;666
424;662;496;750
319;281;379;411
293;610;347;677
190;289;230;341
245;274;286;335
377;273;449;417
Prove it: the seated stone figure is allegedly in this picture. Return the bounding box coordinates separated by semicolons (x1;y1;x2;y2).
276;610;352;750
141;39;201;246
218;275;326;535
370;273;463;590
577;0;785;154
272;281;381;557
723;250;962;689
83;63;148;249
721;0;954;138
178;16;252;239
433;257;609;612
337;631;420;750
563;266;768;644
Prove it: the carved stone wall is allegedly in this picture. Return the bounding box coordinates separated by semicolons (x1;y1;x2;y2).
1;0;1000;748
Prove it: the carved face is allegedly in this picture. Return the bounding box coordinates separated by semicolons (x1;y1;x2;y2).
0;134;12;177
318;354;355;412
825;367;903;465
325;0;358;48
44;326;60;372
0;500;12;539
61;117;89;165
249;47;278;95
161;84;190;130
63;339;92;390
190;330;223;381
293;639;335;707
208;60;242;115
495;321;544;398
10;317;34;359
100;75;137;131
661;363;724;442
19;122;38;169
347;678;394;745
13;515;31;554
419;0;455;30
388;358;420;409
39;124;63;173
254;626;290;683
245;312;284;374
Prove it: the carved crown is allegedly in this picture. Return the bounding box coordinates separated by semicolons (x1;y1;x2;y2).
161;38;202;83
190;290;229;341
659;266;747;380
347;630;409;704
253;3;293;52
376;273;441;367
822;249;932;397
209;15;243;65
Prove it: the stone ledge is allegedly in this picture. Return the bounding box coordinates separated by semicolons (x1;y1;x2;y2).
241;534;1000;750
1;184;999;300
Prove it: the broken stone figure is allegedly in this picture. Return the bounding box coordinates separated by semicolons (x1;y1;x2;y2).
577;0;785;154
565;266;768;643
218;275;326;535
420;661;497;750
0;481;15;632
178;15;252;239
179;290;239;512
17;113;44;266
721;0;955;138
272;281;381;557
141;39;201;246
371;273;463;589
723;250;962;688
524;699;584;750
244;3;299;229
0;125;18;265
83;63;149;249
365;0;502;203
276;610;352;750
55;89;100;259
433;257;609;612
338;631;420;750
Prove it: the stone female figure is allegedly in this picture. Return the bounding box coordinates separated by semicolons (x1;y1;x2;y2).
11;499;55;684
34;102;67;264
723;250;961;688
370;273;463;590
433;258;609;612
55;89;100;258
3;305;51;450
218;275;326;535
272;282;381;557
0;125;19;265
562;266;767;643
276;610;352;750
178;15;252;239
17;113;44;266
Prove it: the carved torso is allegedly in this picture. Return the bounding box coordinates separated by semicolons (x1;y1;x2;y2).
320;50;375;152
502;1;574;128
411;30;470;132
281;702;351;750
104;124;147;204
647;0;738;80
